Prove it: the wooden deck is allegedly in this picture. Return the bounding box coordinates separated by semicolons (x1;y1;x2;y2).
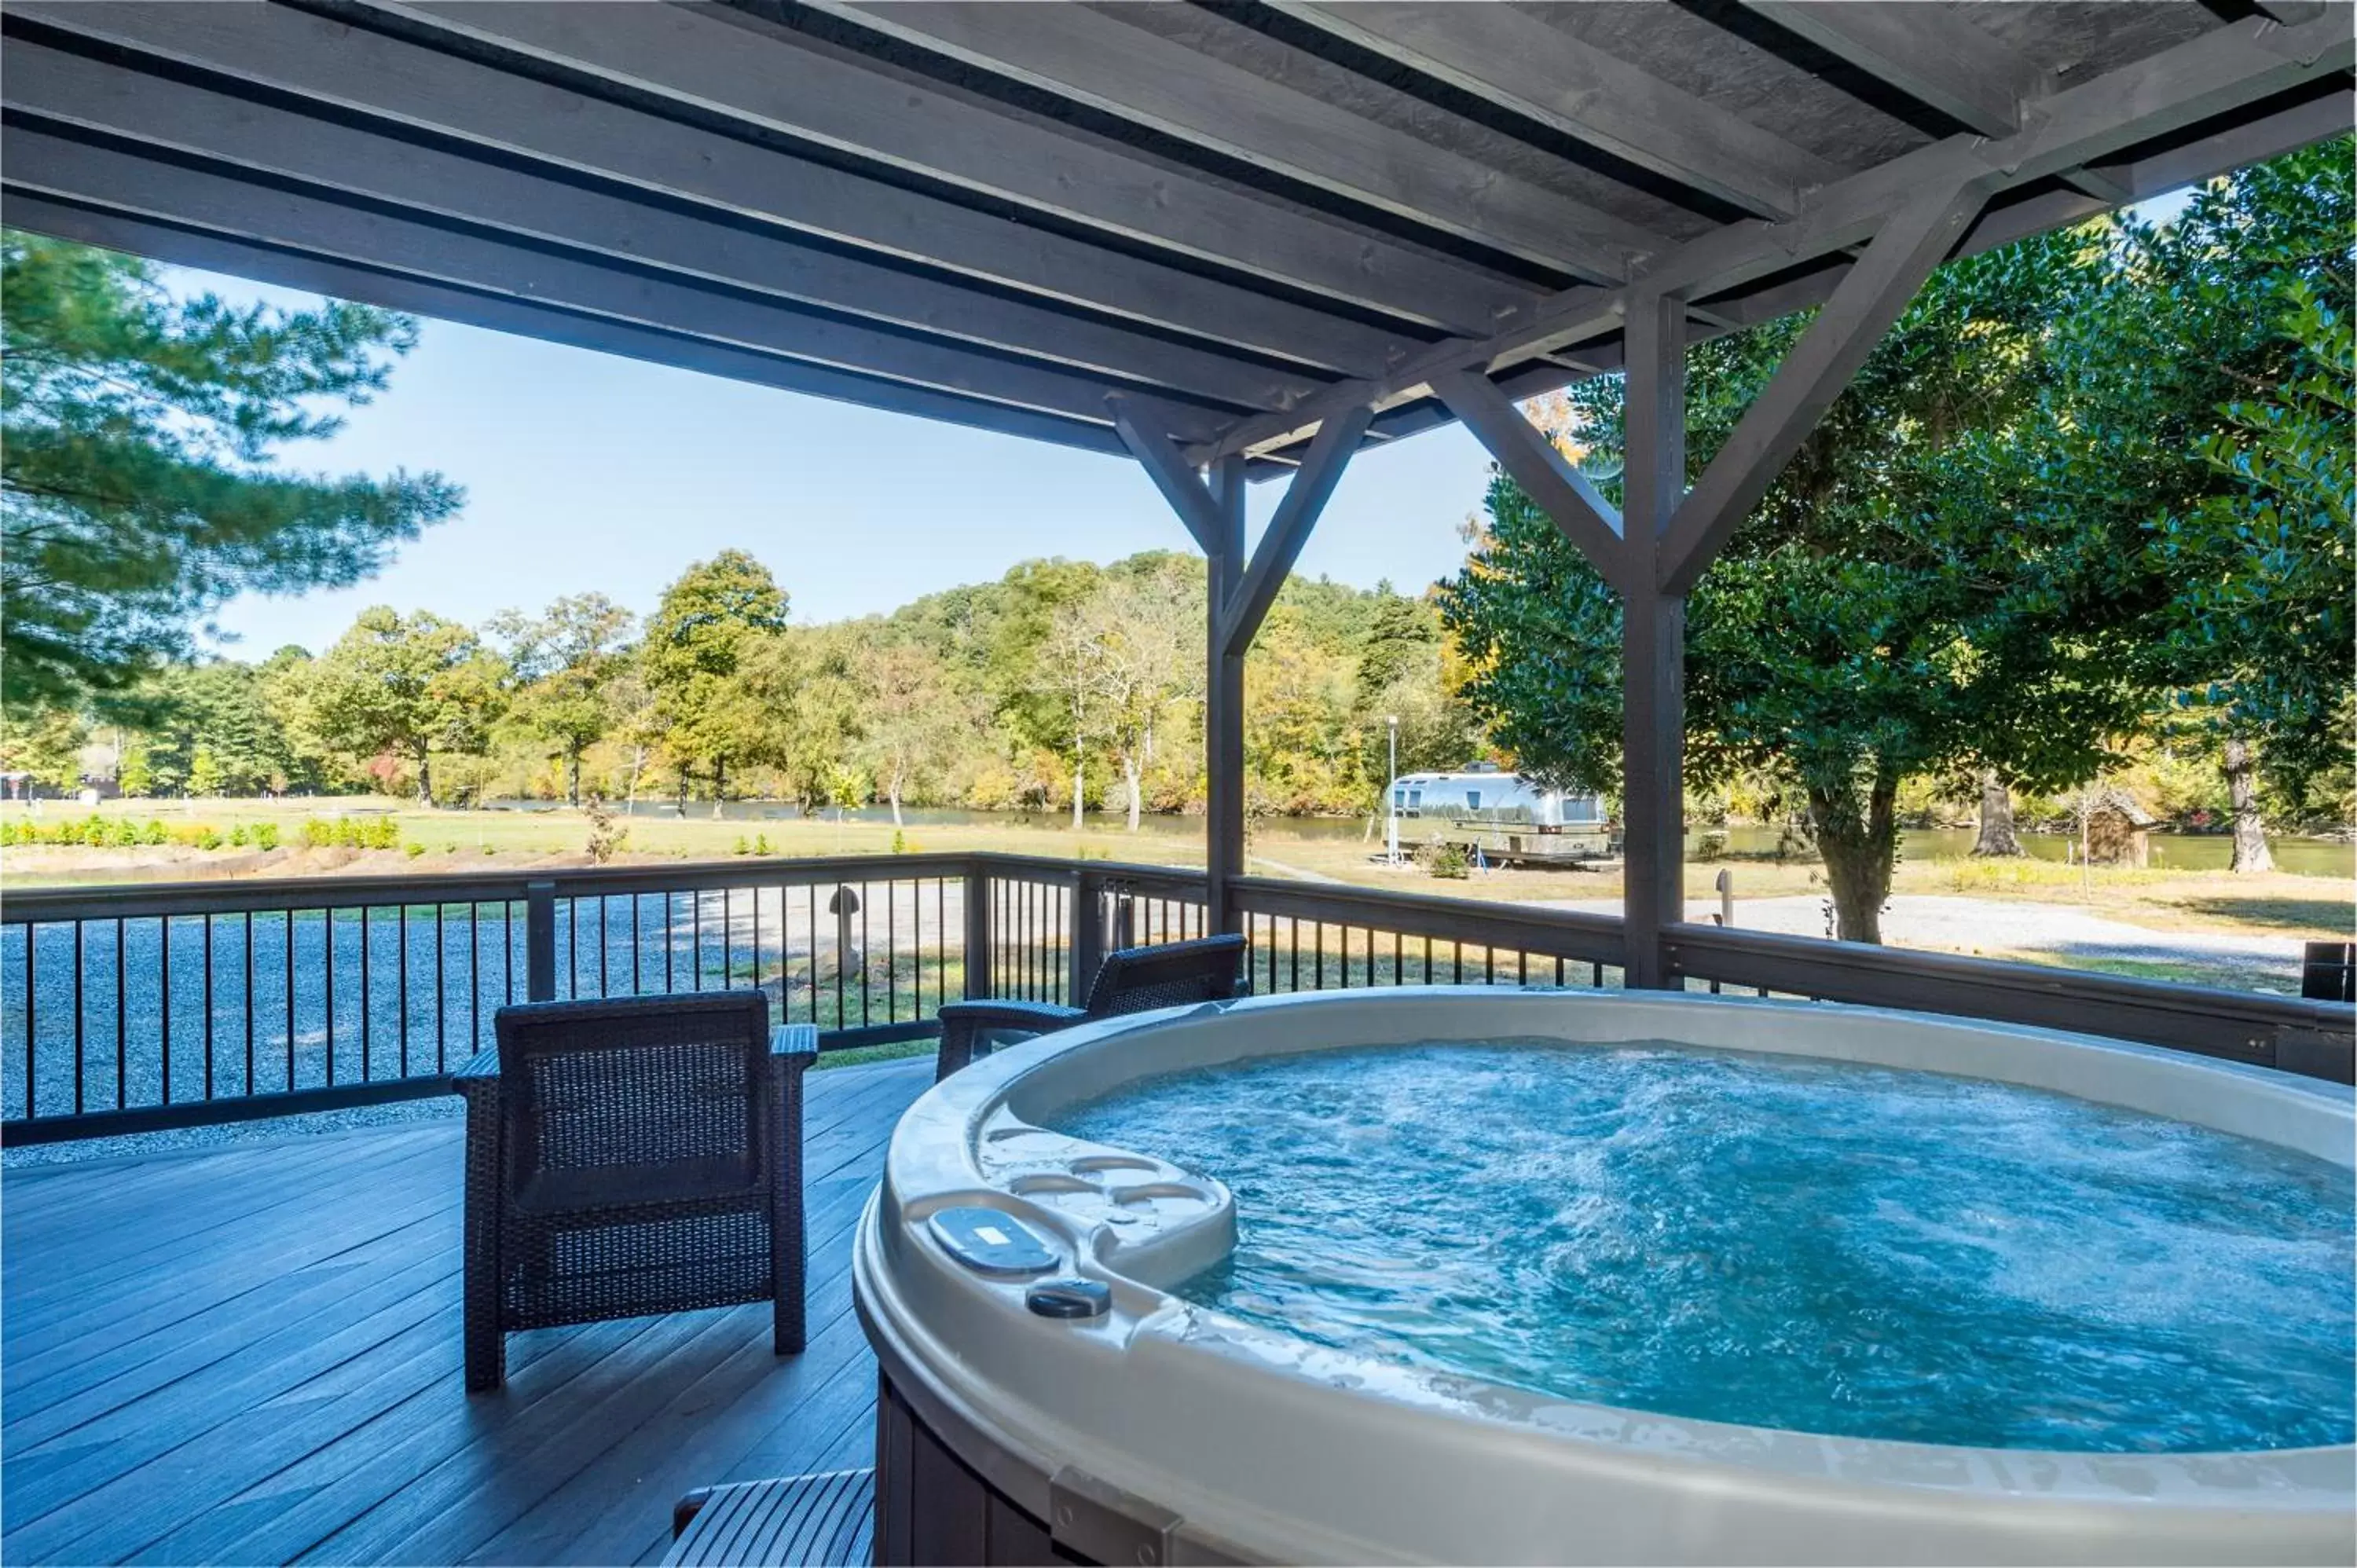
1;1057;933;1566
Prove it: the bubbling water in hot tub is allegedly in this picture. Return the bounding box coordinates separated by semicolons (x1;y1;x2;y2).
1055;1039;2355;1454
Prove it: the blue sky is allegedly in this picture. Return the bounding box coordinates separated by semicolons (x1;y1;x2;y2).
183;266;1494;658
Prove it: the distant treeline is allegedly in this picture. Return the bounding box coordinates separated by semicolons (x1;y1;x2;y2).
3;550;1481;826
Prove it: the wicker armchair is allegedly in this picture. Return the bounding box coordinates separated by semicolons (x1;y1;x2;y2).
456;991;816;1392
933;932;1248;1082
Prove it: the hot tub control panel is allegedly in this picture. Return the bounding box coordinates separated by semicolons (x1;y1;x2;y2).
928;1207;1060;1277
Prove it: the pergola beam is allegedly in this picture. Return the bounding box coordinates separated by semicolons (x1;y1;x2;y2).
1;192;1131;457
1429;369;1627;590
1194;10;2355;463
368;0;1538;333
1657;176;1995;595
802;0;1668;280
2;39;1332;417
3;2;1398;379
1743;2;2044;137
3;126;1238;443
1266;1;1839;219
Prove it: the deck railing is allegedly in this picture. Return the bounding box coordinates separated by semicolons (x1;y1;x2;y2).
4;850;2347;1142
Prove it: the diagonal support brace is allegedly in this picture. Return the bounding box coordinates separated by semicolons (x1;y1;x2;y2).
1111;397;1374;657
1430;367;1629;592
1656;174;1995;595
1215;403;1373;658
1109;395;1229;554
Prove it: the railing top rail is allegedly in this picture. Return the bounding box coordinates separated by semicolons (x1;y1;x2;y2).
1;850;1008;923
1232;874;1628;964
1663;921;2355;1031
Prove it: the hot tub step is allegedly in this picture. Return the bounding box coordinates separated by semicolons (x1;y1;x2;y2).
665;1467;875;1567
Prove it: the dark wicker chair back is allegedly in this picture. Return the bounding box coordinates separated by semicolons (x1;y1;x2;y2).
497;992;773;1212
933;932;1248;1080
1083;932;1250;1017
459;991;816;1390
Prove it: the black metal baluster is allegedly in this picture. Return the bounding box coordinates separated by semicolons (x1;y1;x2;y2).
630;894;643;995
504;899;519;1004
357;907;370;1082
692;890;703;991
665;892;676;992
886;880;896;1022
567;896;578;999
806;884;819;1024
750;888;761;1009
284;910;296;1090
599;896;612;999
324;908;336;1086
161;915;173;1104
434;903;447;1071
242;914;255;1097
398;905;410;1077
470;903;481;1055
1593;961;1604;988
22;925;35;1119
202;914;214;1100
72;920;85;1114
118;918;130;1108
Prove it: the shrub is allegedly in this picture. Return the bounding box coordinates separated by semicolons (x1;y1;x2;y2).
229;825;250;847
251;822;279;852
889;830;907;855
1695;830;1728;861
302;819;335;848
1420;840;1472;880
754;833;772;855
405;841;426;859
193;828;223;851
365;817;400;851
144;819;168;845
733;834;751;856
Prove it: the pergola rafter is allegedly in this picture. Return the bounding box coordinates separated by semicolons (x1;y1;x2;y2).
5;0;2348;979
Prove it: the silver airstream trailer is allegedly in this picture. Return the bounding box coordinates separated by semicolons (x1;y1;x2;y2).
1389;764;1615;864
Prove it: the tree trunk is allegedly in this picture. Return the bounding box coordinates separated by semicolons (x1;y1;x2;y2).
1971;769;2024;857
415;749;434;808
2223;736;2274;874
566;749;582;809
676;769;690;817
889;772;904;828
713;757;727;819
1811;774;1900;944
1124;753;1142;832
1071;751;1085;831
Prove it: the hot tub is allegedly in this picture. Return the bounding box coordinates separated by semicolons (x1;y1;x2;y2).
853;988;2355;1566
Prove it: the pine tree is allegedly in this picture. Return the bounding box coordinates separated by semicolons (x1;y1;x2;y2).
1;233;462;712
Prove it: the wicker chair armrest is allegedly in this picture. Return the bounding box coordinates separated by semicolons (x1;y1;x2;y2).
932;998;1086;1083
934;999;1087;1033
771;1023;819;1074
453;1046;501;1110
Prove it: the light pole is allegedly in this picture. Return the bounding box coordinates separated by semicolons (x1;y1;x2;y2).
1384;715;1400;866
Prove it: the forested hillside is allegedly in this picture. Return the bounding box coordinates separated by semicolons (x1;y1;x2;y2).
5;551;1481;823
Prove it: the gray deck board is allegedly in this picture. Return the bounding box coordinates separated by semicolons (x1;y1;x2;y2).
2;1058;931;1566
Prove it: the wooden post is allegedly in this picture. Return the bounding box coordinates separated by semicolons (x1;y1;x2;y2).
524;880;559;1001
1068;868;1106;1004
1619;291;1688;990
961;867;992;1000
1204;453;1248;935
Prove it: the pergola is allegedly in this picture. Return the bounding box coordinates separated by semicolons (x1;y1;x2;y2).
6;0;2348;984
